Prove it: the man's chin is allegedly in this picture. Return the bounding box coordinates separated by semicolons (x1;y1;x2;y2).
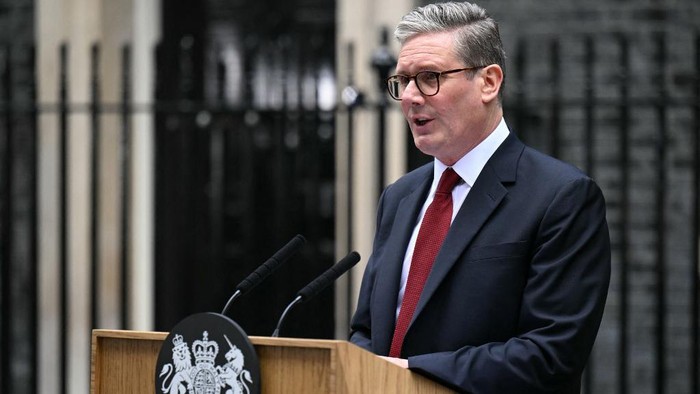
413;138;439;156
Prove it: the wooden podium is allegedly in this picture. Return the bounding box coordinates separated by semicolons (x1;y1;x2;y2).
91;329;454;393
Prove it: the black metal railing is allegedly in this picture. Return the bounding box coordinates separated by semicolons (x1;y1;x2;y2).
497;32;700;394
1;30;699;394
0;42;38;394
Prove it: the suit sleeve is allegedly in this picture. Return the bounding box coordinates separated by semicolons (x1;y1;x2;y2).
349;263;375;351
348;184;391;352
408;177;611;393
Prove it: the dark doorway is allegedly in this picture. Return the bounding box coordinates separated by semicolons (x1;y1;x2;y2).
155;0;338;340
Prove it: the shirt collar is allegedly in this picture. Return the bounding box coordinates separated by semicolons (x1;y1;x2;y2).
433;118;510;187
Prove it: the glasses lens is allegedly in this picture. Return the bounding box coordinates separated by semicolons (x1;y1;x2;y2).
387;76;403;100
416;71;440;96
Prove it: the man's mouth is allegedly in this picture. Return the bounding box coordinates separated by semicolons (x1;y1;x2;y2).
414;117;431;126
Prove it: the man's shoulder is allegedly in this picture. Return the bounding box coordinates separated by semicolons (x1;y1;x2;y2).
520;145;591;182
486;133;591;186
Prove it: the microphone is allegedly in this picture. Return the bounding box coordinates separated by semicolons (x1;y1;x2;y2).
271;251;361;337
221;234;306;315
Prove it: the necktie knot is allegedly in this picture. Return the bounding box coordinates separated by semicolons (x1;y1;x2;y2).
436;167;461;195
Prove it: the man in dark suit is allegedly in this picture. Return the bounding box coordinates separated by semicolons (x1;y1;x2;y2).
349;2;611;393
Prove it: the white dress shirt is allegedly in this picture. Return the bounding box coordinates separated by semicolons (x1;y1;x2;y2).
395;118;511;316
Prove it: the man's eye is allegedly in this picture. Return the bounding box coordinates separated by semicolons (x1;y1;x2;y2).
421;72;439;82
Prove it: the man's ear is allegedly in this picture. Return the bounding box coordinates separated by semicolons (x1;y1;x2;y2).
480;64;503;103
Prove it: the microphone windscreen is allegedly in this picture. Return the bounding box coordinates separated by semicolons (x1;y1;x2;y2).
236;234;306;294
297;251;360;301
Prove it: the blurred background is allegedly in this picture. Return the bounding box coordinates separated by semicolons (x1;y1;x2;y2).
0;0;699;393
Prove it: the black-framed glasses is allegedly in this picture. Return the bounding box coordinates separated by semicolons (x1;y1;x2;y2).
385;66;486;101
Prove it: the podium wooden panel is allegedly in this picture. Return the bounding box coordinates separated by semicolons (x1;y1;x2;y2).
91;329;454;394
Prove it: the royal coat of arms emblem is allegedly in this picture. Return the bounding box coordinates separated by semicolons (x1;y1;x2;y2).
156;313;260;394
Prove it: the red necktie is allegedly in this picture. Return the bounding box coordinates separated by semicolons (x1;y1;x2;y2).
389;167;461;357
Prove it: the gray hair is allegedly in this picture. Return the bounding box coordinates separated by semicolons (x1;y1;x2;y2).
395;2;506;96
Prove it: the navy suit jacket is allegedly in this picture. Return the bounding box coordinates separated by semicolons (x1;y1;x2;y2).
350;133;611;393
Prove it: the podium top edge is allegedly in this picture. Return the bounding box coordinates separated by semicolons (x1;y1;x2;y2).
249;336;348;349
92;329;353;350
92;329;169;341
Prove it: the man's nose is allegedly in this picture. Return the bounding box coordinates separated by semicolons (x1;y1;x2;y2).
401;79;423;101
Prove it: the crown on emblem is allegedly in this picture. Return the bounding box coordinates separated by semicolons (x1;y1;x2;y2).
192;331;219;366
172;334;186;349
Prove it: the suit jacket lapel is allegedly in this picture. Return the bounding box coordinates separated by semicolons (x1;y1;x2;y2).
411;134;523;325
373;169;432;353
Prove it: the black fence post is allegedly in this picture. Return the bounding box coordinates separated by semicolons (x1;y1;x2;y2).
28;42;38;394
549;38;560;158
58;42;69;394
617;33;630;394
371;27;395;194
0;42;13;394
582;35;596;394
692;31;700;394
0;40;40;394
120;44;132;330
584;36;595;177
89;43;101;332
654;32;668;394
